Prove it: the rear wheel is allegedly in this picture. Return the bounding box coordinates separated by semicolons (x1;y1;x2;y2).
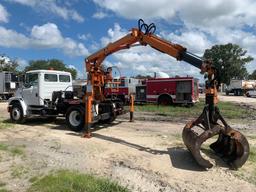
158;95;173;105
99;101;117;123
66;106;85;132
10;104;25;123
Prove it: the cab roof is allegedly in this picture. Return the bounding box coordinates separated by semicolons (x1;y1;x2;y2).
26;70;71;75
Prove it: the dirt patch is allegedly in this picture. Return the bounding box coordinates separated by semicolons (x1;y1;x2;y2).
0;102;256;192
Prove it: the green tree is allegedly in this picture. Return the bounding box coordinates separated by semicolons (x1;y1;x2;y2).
25;59;77;79
248;70;256;80
203;43;253;85
0;55;18;72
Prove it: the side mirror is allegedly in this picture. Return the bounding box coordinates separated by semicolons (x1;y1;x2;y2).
24;82;32;88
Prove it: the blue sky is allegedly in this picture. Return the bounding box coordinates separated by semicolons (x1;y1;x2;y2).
0;0;256;80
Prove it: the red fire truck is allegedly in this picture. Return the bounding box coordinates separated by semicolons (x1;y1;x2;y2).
135;77;199;105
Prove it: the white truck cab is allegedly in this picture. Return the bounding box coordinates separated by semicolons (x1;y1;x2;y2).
8;69;124;132
8;70;73;122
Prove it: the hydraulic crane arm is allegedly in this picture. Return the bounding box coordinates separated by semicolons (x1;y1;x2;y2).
86;24;203;74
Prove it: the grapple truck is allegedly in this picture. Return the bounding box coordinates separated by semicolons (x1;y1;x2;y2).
8;20;250;169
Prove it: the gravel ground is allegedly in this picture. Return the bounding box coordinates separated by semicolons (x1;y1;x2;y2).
0;101;255;192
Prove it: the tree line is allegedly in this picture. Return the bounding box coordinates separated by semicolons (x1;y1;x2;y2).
1;43;255;83
0;57;77;79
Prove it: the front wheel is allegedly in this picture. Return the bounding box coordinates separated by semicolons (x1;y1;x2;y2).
10;104;25;123
66;106;85;132
246;92;251;97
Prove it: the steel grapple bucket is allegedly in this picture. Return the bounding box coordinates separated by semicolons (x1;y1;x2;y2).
182;121;250;169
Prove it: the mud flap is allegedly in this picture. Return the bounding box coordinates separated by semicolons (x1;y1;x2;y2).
182;121;250;169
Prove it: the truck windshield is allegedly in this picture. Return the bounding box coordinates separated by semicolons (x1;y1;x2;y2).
25;73;38;87
11;74;18;82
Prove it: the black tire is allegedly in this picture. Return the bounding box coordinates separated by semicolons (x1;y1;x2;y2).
66;106;85;132
158;95;173;105
101;111;117;124
10;104;25;123
99;101;117;124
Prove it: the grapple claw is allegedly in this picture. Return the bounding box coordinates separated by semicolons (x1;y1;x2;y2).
182;121;220;169
182;121;250;169
210;128;250;169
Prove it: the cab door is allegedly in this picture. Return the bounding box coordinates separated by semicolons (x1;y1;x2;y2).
22;73;40;106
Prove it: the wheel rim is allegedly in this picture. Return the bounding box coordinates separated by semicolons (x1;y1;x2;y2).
69;111;81;127
12;108;21;120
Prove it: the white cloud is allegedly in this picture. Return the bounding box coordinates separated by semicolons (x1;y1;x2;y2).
0;26;30;48
92;0;179;20
161;30;212;55
101;23;127;46
78;33;92;41
68;64;76;69
93;11;108;19
0;4;10;23
9;0;84;22
31;23;63;47
16;58;29;70
0;23;89;57
93;0;256;76
8;0;37;6
93;0;256;30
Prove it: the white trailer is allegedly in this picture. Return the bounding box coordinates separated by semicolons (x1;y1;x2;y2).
0;71;19;100
226;80;256;96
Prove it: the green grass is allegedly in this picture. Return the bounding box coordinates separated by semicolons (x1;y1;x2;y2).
0;119;13;130
9;147;25;156
171;133;182;140
0;189;10;192
0;182;9;192
0;143;25;157
29;176;40;183
0;144;8;151
11;165;29;178
27;170;129;192
0;182;6;187
233;146;256;186
249;147;256;163
247;134;256;140
135;101;256;120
